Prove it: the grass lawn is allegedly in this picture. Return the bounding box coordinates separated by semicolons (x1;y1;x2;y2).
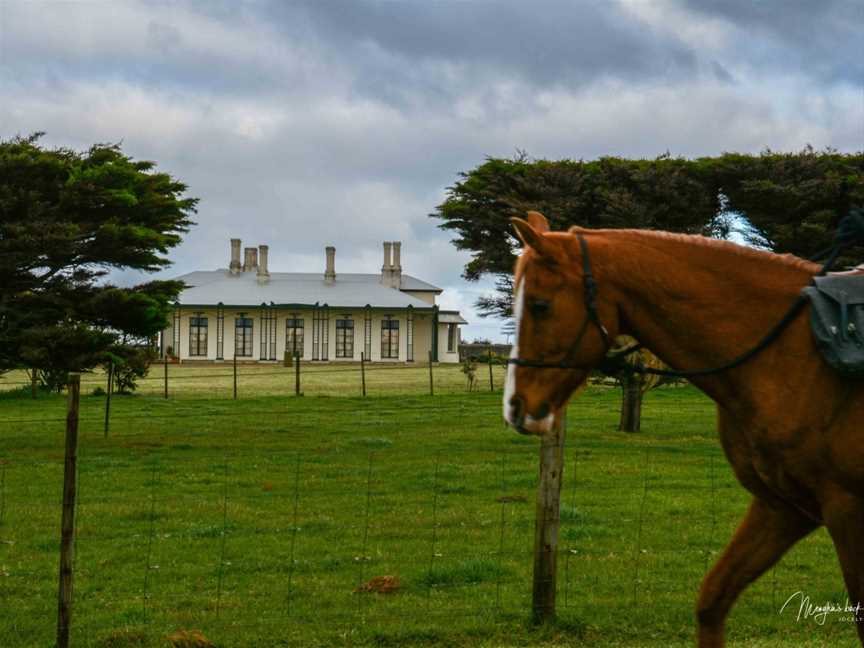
0;373;856;647
0;361;510;400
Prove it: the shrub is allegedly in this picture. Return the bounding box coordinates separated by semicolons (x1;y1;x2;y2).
106;346;157;394
39;367;69;393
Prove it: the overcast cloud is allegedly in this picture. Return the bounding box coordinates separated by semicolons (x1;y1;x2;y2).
1;0;861;341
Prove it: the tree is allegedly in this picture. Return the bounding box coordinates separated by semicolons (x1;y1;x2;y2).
432;153;720;319
611;336;667;433
0;133;197;385
432;149;864;319
433;149;863;429
106;344;158;394
707;148;864;268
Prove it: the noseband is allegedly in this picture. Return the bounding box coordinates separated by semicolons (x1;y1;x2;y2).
507;210;864;379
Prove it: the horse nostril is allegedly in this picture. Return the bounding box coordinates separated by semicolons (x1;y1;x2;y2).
509;396;524;424
535;402;551;419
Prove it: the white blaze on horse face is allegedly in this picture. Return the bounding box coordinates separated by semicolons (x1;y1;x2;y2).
503;277;524;425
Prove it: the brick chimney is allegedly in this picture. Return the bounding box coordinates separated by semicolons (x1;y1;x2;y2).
381;242;394;288
229;238;241;275
381;241;402;288
243;247;258;272
392;241;402;287
324;246;336;284
257;245;270;283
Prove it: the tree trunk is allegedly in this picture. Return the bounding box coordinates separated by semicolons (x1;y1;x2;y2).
30;368;39;399
618;373;643;432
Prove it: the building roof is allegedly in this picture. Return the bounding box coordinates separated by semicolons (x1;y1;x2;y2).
174;270;441;309
439;312;468;324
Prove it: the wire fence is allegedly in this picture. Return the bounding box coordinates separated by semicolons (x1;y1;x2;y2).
0;358;508;401
0;385;850;647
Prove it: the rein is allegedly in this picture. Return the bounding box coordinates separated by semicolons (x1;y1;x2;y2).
508;209;864;379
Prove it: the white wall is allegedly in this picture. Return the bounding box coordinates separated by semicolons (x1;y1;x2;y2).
401;290;437;305
438;322;461;363
162;307;461;363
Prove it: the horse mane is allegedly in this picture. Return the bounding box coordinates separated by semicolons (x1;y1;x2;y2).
568;226;819;274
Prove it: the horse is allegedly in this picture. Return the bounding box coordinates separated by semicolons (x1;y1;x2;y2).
503;211;863;647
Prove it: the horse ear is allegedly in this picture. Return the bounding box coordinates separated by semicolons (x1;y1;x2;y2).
511;217;555;257
526;211;550;232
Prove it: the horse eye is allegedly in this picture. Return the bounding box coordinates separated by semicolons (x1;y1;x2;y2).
530;299;551;318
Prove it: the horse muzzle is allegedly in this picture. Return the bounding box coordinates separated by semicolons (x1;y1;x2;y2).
505;396;554;435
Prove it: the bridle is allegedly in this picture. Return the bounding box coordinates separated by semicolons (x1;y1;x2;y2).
507;211;864;379
507;234;613;370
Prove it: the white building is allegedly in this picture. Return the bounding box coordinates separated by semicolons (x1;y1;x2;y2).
161;240;467;363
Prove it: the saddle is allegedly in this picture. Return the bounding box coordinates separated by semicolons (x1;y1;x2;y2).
802;269;864;377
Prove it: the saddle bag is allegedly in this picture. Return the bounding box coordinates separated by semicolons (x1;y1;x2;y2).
801;274;864;377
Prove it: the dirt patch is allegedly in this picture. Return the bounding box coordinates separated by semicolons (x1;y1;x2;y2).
165;629;215;648
95;626;148;647
354;575;401;594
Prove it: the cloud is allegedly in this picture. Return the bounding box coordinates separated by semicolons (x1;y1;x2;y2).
1;0;860;341
679;0;864;85
273;0;702;103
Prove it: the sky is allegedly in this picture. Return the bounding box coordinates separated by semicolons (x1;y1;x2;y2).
1;0;862;342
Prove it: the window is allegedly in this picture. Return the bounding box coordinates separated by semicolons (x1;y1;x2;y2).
260;306;277;361
447;323;458;353
381;317;399;359
286;317;304;356
189;314;208;357
336;317;354;358
235;316;253;357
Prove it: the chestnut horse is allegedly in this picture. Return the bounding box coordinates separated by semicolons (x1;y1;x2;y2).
503;211;863;647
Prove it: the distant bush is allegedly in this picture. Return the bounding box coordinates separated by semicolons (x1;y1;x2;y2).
0;385;35;400
106;346;157;394
460;357;477;391
39;367;69;393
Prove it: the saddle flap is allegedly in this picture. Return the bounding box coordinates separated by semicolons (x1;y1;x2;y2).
811;274;864;305
802;274;864;377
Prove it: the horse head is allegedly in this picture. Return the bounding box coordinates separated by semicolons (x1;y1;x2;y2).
503;211;621;435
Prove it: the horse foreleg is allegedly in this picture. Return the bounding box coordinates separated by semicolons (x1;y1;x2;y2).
823;491;864;645
696;497;817;648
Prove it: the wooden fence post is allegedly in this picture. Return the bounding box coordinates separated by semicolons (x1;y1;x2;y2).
618;373;643;433
57;373;81;648
233;354;238;400
294;352;301;396
428;351;434;396
532;409;567;624
163;354;168;400
488;345;494;392
104;361;113;438
360;352;367;397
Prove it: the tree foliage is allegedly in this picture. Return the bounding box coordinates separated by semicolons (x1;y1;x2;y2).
713;147;864;267
432;149;864;318
0;133;197;378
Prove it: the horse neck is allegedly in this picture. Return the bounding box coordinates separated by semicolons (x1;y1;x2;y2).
591;231;818;405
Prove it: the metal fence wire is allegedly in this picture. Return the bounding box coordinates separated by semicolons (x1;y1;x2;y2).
0;376;850;647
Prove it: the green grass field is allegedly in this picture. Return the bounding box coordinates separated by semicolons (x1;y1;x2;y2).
0;367;857;647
